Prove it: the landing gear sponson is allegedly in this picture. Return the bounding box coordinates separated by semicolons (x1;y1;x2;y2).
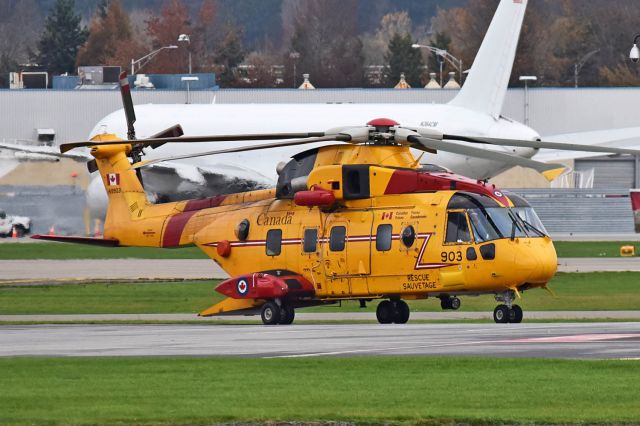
493;290;523;323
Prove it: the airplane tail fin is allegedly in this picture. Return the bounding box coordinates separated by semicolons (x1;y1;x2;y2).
631;189;640;233
448;0;528;119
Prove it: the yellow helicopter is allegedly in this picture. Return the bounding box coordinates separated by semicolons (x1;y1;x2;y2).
37;73;640;325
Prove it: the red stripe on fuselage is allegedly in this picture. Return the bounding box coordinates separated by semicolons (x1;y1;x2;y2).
162;210;197;247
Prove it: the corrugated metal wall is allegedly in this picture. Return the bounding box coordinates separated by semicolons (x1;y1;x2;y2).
575;158;637;189
515;189;634;234
1;87;639;144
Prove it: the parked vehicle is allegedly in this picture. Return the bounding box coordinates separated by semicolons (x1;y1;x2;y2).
0;210;32;237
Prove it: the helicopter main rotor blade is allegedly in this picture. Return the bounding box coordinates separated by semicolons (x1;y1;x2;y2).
131;135;349;170
119;71;136;141
444;134;640;156
408;135;565;175
59;131;328;154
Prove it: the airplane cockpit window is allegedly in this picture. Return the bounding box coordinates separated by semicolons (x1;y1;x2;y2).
445;211;472;243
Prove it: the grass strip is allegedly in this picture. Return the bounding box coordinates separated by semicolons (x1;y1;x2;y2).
1;356;639;425
1;272;639;314
553;240;639;257
1;318;639;326
2;241;639;259
0;243;207;260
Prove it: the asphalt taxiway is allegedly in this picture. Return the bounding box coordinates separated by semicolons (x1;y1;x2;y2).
1;322;639;359
2;257;640;282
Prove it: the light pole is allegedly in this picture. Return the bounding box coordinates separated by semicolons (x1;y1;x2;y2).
519;76;537;126
290;51;300;88
629;35;640;190
630;34;640;63
412;44;464;85
574;49;599;88
178;34;192;74
130;45;178;75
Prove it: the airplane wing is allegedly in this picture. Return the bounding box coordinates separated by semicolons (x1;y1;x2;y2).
0;141;91;161
139;161;274;201
534;127;640;162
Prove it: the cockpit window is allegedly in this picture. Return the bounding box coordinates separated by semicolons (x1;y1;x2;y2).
467;209;501;242
445;211;472;243
513;207;548;237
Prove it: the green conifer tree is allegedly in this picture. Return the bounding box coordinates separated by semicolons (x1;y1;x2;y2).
385;33;424;87
36;0;88;76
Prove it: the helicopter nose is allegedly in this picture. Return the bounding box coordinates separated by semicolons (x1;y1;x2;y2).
512;238;558;284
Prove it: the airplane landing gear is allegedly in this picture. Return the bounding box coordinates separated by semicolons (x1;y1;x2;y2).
376;300;410;324
493;291;523;323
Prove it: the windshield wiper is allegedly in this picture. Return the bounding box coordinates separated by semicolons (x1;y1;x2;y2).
520;217;546;237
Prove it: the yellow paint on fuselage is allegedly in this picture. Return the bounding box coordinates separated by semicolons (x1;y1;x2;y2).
90;138;557;306
192;192;557;300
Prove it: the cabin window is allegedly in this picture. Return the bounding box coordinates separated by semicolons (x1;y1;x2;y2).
376;224;392;251
445;212;472;243
266;229;282;256
303;228;318;253
329;226;346;251
401;225;416;247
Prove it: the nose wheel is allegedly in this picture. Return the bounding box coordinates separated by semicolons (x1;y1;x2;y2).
493;304;523;323
493;290;523;323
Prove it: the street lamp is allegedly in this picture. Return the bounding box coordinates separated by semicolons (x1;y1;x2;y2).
290;51;300;88
130;45;178;75
574;49;599;88
412;43;464;86
519;76;537;126
178;34;192;74
630;34;640;63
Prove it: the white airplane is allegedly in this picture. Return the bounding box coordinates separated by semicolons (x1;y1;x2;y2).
82;0;536;217
3;0;638;222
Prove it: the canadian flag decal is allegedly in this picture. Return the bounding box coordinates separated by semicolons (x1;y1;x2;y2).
107;173;120;186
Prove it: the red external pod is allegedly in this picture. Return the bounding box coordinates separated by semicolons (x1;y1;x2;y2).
217;240;231;257
294;187;336;207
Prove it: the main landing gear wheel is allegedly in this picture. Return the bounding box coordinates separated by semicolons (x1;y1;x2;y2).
279;304;295;325
261;301;281;325
392;300;410;324
376;300;394;324
493;304;510;324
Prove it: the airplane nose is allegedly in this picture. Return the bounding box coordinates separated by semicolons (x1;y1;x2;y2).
510;146;538;159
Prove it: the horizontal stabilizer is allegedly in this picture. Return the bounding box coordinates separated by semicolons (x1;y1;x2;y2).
31;235;119;246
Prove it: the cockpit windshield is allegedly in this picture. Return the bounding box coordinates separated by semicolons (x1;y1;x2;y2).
446;192;548;243
512;207;548;237
467;208;527;242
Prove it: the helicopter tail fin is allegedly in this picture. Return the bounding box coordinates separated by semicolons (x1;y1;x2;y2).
631;189;640;233
88;135;150;242
448;0;528;119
